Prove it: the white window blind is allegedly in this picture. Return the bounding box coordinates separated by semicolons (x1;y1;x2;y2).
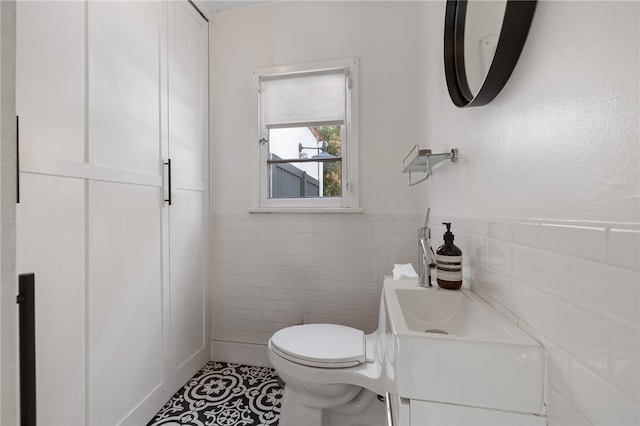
261;70;347;126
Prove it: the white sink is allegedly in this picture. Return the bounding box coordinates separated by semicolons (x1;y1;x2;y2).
383;278;545;415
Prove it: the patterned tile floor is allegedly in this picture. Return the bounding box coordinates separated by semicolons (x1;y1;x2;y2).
147;362;284;426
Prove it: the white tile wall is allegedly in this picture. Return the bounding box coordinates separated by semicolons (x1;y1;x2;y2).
211;213;422;345
432;215;640;425
211;212;638;424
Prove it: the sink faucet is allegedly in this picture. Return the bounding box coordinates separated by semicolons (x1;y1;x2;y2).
418;208;436;287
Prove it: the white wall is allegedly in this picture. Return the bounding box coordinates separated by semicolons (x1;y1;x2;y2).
420;1;639;425
210;1;639;423
211;1;422;214
210;1;422;354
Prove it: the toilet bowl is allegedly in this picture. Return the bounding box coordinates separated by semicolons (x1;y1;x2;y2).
267;323;386;426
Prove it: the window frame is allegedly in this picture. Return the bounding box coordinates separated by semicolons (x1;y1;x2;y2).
253;57;360;211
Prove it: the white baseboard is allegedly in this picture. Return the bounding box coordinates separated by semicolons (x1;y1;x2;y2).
210;340;273;368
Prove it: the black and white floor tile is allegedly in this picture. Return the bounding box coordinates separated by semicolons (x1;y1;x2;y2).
147;362;284;426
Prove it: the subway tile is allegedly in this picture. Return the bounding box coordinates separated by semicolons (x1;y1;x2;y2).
212;328;271;346
330;221;373;235
213;307;263;321
263;310;303;325
283;267;310;280
373;259;397;272
234;274;276;288
517;247;571;301
366;281;384;295
305;268;333;281
538;334;571;398
297;279;325;292
352;293;382;306
501;279;542;330
373;221;408;235
213;318;236;330
450;231;471;265
612;328;639;402
317;303;344;317
261;288;285;300
455;233;486;280
363;306;379;319
470;218;490;236
569;359;639;426
540;294;611;380
370;233;412;247
283;220;327;234
281;289;307;302
547;388;591;426
322;280;368;294
547;387;590;426
480;294;519;325
433;216;472;233
291;255;319;268
329;269;376;284
486;220;514;241
539;224;607;263
214;285;264;299
513;222;539;247
273;300;297;313
608;228;640;271
275;232;319;245
303;314;377;333
571;258;639;331
487;239;514;276
282;311;304;324
473;267;502;303
326;256;375;270
293;302;319;314
262;310;286;323
305;291;355;305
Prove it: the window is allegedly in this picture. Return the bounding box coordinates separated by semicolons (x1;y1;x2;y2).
254;58;359;210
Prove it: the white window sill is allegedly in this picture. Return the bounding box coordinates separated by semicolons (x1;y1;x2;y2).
248;207;364;214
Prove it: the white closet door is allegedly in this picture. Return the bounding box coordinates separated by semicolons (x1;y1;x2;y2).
168;0;209;387
87;2;168;424
88;182;164;426
16;175;86;426
16;2;208;424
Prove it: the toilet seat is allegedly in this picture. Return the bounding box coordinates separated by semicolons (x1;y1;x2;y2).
270;324;367;368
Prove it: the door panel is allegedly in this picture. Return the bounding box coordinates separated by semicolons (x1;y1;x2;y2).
170;189;206;376
88;1;162;176
169;1;207;187
16;0;85;163
88;181;164;425
168;0;209;387
16;174;86;426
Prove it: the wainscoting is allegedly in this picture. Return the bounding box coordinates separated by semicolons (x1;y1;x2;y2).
431;215;639;425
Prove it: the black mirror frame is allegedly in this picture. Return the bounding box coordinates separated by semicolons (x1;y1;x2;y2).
444;0;537;108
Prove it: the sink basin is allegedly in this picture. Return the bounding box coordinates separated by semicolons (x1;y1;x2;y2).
394;287;527;341
383;278;545;415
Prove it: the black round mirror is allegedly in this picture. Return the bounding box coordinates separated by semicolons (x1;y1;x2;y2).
444;0;537;107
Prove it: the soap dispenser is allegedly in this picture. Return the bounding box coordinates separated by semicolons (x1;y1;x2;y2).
436;222;463;290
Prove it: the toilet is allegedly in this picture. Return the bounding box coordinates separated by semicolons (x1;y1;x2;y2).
268;323;387;426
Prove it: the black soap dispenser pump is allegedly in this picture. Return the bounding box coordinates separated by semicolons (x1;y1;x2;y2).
436;222;463;290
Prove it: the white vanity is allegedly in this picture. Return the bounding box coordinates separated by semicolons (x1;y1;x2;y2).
381;278;546;425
